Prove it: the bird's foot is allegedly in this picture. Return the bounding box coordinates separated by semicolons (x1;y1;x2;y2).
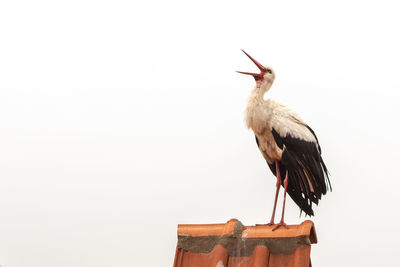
255;219;275;226
272;221;288;231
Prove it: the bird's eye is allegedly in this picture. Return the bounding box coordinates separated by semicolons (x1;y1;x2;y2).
266;69;272;74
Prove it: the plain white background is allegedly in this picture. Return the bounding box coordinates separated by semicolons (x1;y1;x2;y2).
1;0;400;266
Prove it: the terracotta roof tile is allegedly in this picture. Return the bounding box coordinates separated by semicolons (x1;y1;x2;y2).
174;219;317;267
178;218;242;237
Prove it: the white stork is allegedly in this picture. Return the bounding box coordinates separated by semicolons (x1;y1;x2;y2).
238;50;331;230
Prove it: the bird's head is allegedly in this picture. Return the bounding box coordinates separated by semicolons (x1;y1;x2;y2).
237;50;275;89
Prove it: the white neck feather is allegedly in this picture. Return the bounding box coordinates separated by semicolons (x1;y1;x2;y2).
247;81;272;105
245;81;273;131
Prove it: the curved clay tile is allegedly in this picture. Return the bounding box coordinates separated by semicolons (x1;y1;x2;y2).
174;219;317;267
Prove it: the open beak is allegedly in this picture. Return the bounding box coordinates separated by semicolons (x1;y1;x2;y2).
237;50;266;81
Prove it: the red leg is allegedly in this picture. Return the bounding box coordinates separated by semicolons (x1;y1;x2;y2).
267;160;281;225
273;171;289;231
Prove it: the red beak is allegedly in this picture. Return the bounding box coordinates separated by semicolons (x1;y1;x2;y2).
237;50;266;81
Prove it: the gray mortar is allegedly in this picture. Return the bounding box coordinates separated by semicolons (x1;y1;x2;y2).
177;221;311;256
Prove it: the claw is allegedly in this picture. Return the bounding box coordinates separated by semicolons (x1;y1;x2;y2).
255;222;274;226
272;222;288;231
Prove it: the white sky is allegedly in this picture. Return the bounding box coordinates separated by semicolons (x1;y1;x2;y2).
1;0;400;266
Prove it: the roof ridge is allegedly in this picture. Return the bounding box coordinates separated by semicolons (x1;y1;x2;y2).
178;219;317;243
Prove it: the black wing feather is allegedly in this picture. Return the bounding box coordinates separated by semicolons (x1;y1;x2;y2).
269;127;331;216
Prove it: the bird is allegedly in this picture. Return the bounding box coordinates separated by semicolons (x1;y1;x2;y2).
237;50;331;230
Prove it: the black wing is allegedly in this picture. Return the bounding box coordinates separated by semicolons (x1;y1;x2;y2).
256;125;331;217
